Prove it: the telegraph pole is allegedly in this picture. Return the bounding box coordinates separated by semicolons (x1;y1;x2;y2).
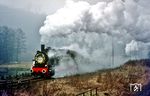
111;34;114;68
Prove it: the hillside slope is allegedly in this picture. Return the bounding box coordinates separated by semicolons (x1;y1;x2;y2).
15;59;150;96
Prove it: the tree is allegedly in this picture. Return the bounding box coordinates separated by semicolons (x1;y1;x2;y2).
15;28;26;62
0;26;26;64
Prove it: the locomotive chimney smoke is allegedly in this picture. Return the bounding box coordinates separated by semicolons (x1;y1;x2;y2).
41;44;45;52
39;0;150;77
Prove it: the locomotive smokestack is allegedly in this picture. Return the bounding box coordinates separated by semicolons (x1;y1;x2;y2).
41;44;45;52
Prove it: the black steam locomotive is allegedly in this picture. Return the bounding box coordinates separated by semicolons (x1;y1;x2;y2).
31;45;55;77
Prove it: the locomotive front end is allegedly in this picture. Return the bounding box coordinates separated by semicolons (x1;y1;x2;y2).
31;45;55;77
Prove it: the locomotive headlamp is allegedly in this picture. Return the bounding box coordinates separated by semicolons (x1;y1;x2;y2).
32;61;35;65
45;65;48;67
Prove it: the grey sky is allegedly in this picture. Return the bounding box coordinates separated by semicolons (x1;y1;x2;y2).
0;5;46;61
0;0;67;14
0;0;112;15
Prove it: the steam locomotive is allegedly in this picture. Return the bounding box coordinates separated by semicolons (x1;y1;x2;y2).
31;45;55;77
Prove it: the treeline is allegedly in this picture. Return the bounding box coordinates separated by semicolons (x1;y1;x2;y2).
0;26;26;64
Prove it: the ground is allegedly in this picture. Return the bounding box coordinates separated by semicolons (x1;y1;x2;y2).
0;62;31;69
10;59;150;96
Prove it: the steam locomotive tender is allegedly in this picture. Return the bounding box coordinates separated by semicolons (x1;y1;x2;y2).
31;45;55;77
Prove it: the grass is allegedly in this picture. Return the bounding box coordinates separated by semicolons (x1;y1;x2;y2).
0;62;31;79
0;62;31;69
13;60;150;96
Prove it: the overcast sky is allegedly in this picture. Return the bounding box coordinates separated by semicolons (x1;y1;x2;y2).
0;0;112;15
0;0;64;15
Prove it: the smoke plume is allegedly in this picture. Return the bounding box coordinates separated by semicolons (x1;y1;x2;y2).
39;0;150;76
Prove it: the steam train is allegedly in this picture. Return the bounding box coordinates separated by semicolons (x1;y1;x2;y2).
31;45;55;77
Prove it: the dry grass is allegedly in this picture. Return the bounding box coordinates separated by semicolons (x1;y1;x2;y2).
14;60;150;96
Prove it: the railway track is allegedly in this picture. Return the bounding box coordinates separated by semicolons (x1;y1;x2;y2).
0;76;49;91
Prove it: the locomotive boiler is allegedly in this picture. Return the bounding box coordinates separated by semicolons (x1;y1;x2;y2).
31;45;55;77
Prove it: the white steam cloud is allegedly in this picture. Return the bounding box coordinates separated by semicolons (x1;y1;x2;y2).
39;0;150;76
